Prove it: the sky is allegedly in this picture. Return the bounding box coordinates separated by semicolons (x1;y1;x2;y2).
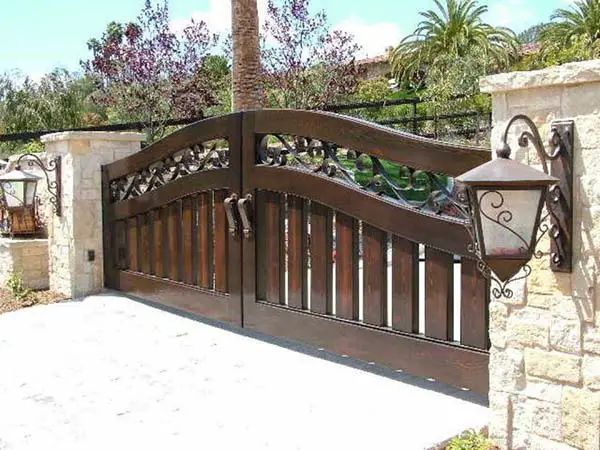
0;0;577;80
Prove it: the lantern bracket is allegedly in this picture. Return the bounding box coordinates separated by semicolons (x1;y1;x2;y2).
501;115;574;273
15;154;61;217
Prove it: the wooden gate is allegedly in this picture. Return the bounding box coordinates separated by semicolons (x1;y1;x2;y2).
102;110;492;395
102;114;243;325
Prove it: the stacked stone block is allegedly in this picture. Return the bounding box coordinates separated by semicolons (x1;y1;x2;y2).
481;60;600;450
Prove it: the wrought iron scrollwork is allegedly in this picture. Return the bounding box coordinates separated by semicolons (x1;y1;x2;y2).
15;153;61;216
502;115;574;272
110;140;230;203
256;134;470;219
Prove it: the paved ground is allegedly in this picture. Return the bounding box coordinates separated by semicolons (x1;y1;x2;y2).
0;294;488;450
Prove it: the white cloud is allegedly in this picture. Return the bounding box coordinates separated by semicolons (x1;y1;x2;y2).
334;18;403;58
171;0;268;36
485;0;537;31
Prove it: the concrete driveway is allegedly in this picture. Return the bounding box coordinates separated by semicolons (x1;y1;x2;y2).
0;294;488;450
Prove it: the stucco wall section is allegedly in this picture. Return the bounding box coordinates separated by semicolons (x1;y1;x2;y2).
482;59;600;450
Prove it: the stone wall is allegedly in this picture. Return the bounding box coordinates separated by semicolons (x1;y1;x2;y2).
40;132;144;299
481;60;600;450
0;238;48;290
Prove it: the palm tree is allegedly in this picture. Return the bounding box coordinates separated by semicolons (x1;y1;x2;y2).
541;0;600;46
391;0;517;86
231;0;262;111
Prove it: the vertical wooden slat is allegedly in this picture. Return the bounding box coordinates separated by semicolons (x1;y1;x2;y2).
425;247;454;341
287;195;306;309
168;202;180;281
114;220;127;270
336;212;359;320
182;197;194;284
127;217;138;271
310;202;333;315
139;213;151;274
191;196;199;285
148;210;155;275
255;190;281;303
153;208;164;277
214;190;229;293
392;236;419;333
279;195;286;305
363;223;387;326
461;258;490;349
197;192;213;289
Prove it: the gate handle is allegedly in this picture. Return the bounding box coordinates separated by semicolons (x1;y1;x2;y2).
237;194;253;239
223;193;239;237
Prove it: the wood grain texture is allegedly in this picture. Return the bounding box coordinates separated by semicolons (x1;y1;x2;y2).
214;190;229;293
363;223;388;326
425;247;454;341
139;213;151;274
181;197;194;285
167;202;181;281
153;208;165;277
287;195;307;309
310;202;333;315
392;236;419;333
336;212;358;320
461;258;490;349
197;192;213;289
127;217;138;272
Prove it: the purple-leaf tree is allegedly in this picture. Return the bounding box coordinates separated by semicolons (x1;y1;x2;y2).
261;0;361;109
83;0;221;141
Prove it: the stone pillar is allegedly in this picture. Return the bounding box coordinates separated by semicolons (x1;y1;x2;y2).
40;132;144;299
481;60;600;450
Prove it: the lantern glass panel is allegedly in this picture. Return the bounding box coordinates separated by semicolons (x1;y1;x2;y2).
24;181;37;206
476;188;543;258
2;181;25;208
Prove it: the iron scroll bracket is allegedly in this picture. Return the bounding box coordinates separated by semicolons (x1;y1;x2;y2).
501;115;574;273
15;153;62;217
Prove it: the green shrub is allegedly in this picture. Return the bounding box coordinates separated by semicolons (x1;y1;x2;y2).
447;430;494;450
6;271;31;301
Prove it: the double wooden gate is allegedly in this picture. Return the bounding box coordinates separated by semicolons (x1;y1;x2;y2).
102;110;492;395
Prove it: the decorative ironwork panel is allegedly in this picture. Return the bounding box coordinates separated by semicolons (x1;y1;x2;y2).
110;139;230;203
256;134;469;219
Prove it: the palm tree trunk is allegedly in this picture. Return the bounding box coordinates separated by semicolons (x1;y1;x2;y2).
231;0;262;111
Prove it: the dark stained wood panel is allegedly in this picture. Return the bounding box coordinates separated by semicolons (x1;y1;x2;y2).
181;197;194;285
197;192;213;289
425;247;454;341
127;217;138;272
310;202;333;315
255;190;282;303
214;190;229;293
392;236;419;333
153;208;165;278
139;213;151;275
287;195;307;309
167;201;181;281
336;212;359;320
363;223;388;326
461;258;490;349
114;220;127;270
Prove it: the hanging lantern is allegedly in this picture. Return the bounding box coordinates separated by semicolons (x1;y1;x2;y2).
0;168;41;236
457;145;558;282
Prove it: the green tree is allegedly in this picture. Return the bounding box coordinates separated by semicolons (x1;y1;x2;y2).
0;69;105;155
541;0;600;46
390;0;518;88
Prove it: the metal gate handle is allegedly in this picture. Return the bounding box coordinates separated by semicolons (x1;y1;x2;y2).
223;193;239;237
237;194;253;239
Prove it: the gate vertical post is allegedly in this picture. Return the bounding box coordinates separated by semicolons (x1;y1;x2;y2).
482;60;600;450
40;132;144;299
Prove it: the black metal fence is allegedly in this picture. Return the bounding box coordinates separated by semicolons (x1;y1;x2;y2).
0;96;491;146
